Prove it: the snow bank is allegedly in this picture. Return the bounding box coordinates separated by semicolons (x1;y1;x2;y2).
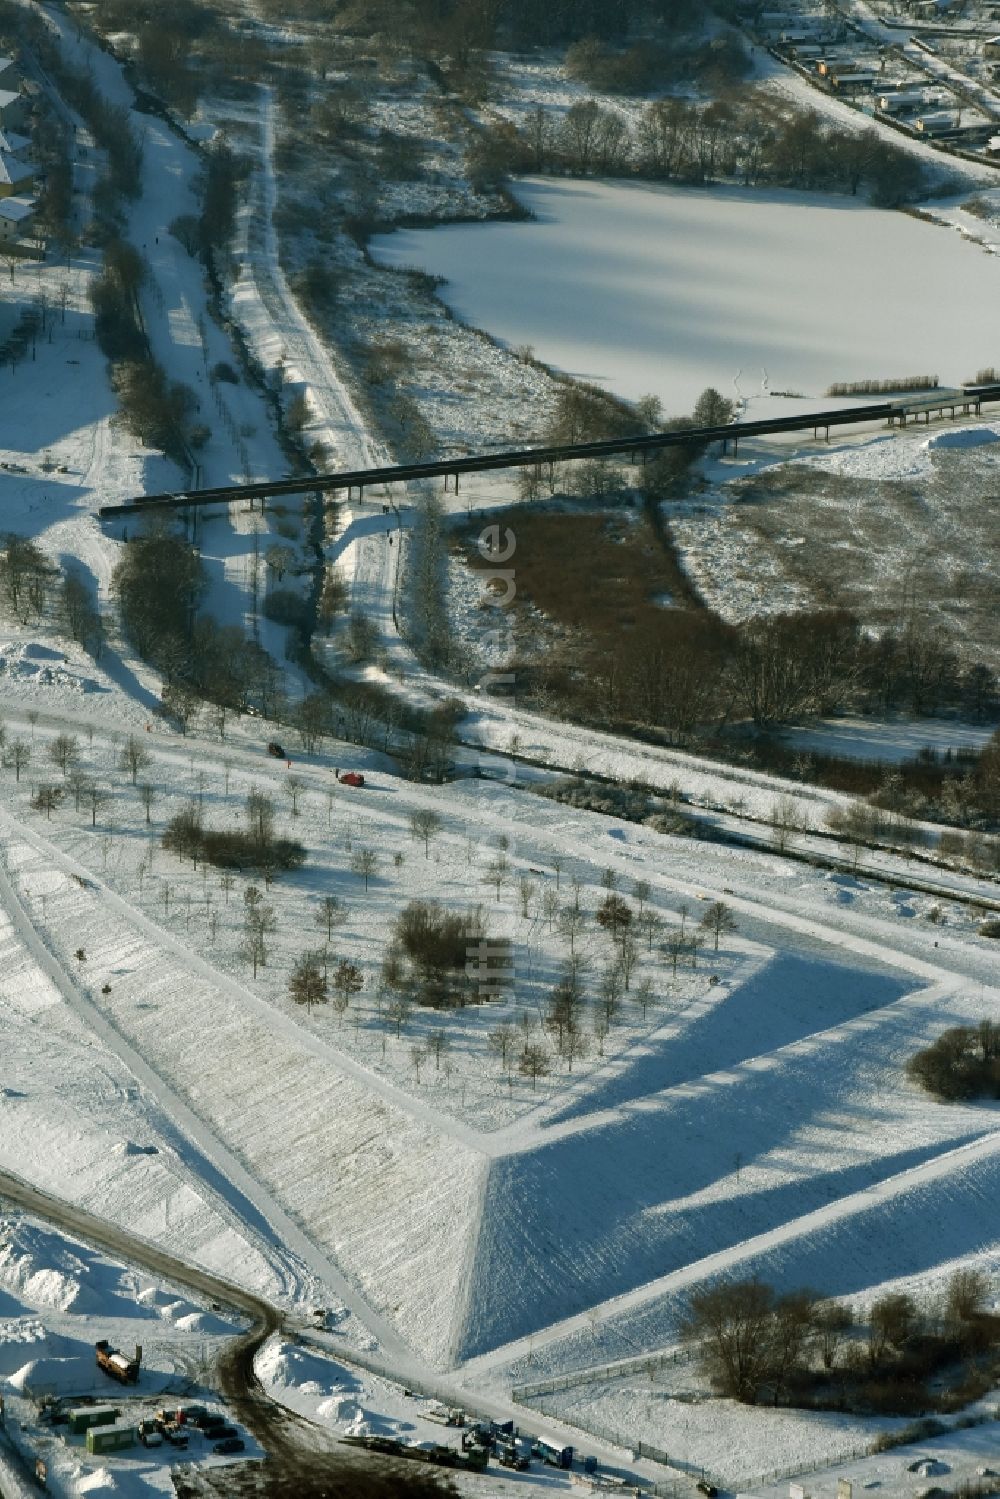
8;1355;92;1395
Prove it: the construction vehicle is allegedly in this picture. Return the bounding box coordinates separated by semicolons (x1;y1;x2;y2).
95;1342;140;1384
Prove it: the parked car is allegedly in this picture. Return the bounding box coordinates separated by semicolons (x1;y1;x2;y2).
266;741;285;758
213;1437;245;1455
338;771;365;787
211;1425;238;1441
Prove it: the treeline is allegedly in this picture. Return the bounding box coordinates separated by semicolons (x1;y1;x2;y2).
682;1271;1000;1414
112;527;291;729
19;12;142;215
566;31;748;95
476;95;927;206
89;238;204;468
251;0;705;48
0;536;103;654
111;525;465;778
88;0;267;116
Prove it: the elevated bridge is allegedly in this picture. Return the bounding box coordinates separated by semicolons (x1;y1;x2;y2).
97;384;1000;519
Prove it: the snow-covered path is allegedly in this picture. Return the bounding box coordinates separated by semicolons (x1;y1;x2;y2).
0;810;412;1357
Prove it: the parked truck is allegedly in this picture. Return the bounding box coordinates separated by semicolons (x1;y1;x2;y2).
95;1340;140;1384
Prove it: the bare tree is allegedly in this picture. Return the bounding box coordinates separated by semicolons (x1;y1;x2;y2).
409;808;443;858
636;908;664;952
240;925;266;979
31;784;64;819
635;976;656;1020
484;853;510;901
771;795;804;853
700;900;737;951
67;765;93;812
488;1021;517;1073
619;931;639;990
542;886;559;931
285;774;306;816
814;1300;853;1371
84;781;109;828
596;893;632;943
664;932;686;976
410;1042;427;1083
119;733;151;785
241;894;277;976
558;902;586;953
385;993;412;1037
315;893;347;941
599;960;625;1028
560;1024;590;1073
289;952;328;1014
427;1028;449;1071
592;1007;609;1057
519;1041;551;1091
332;958;363;1020
138;782;156;824
680;1280;780;1404
49;732;79;777
351;847;378;892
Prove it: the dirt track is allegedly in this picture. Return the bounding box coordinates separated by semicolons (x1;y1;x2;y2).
0;1172;453;1498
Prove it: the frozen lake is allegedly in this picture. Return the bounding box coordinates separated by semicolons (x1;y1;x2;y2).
371;178;1000;417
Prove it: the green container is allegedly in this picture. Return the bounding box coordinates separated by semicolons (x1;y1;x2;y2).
67;1408;121;1435
86;1425;136;1455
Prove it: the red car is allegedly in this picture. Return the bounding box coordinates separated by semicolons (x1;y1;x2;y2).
338;772;365;787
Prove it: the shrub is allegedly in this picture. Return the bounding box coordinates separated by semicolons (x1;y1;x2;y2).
907;1021;1000;1101
978;919;1000;938
262;589;311;628
388;899;510;1008
163;811;305;876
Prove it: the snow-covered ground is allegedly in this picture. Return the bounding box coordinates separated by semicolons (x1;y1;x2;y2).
1;9;999;1496
371;177;1000;416
781;717;996;763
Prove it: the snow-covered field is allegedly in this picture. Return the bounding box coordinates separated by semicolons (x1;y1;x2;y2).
0;9;999;1497
371;178;1000;416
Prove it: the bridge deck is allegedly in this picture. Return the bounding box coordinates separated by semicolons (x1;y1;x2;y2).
96;385;1000;518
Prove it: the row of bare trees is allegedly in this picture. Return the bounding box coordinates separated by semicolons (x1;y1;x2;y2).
682;1270;998;1413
